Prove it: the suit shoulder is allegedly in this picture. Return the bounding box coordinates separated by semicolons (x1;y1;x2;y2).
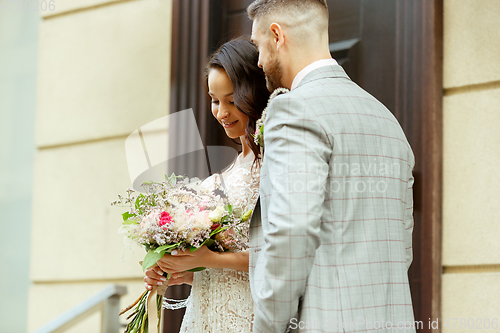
268;90;306;108
267;91;310;119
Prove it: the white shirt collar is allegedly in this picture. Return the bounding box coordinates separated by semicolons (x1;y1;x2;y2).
291;58;339;90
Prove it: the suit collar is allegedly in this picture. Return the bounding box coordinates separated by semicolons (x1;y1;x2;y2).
294;64;351;90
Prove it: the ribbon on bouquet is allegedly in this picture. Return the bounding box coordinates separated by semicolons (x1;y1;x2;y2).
147;283;168;333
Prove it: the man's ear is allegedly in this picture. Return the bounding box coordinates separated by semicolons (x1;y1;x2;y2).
269;23;285;50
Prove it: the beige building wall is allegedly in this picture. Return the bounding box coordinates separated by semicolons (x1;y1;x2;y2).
442;0;500;331
29;0;173;331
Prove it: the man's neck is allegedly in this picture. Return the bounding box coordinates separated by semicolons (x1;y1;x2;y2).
285;53;334;89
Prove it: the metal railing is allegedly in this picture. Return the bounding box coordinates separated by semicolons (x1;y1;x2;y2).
33;284;128;333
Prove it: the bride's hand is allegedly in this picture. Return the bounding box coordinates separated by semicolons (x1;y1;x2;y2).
143;265;165;290
157;245;215;274
168;271;194;286
143;265;193;290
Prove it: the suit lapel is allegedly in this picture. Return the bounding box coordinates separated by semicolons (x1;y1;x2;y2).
250;196;261;228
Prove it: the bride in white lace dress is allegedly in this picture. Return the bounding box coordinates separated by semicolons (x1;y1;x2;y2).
143;38;270;332
179;151;260;332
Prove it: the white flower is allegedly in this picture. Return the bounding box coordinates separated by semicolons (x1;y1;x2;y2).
140;209;161;231
254;87;290;147
232;206;243;218
195;210;213;229
209;206;225;222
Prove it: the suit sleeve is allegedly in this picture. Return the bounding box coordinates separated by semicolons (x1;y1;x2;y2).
404;160;415;270
253;95;331;332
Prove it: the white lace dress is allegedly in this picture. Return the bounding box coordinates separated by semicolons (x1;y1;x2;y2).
179;152;260;333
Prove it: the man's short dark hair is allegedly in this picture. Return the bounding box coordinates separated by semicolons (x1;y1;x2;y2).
247;0;328;21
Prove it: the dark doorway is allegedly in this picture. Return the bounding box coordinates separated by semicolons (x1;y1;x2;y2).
167;0;442;332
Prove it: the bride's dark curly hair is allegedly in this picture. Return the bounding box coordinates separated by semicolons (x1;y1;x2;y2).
205;37;270;170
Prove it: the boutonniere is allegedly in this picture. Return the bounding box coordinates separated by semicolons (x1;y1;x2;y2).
254;87;290;148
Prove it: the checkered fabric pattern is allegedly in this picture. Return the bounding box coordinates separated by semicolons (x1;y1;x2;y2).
249;65;416;333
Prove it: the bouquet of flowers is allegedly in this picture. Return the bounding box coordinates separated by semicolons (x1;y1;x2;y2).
111;173;252;333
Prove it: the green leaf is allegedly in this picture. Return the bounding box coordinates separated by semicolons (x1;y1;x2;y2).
122;212;136;221
122;219;139;226
187;267;206;272
201;239;215;248
210;225;230;237
142;251;163;272
135;194;145;214
142;181;153;185
224;204;233;215
154;242;181;254
168;173;177;185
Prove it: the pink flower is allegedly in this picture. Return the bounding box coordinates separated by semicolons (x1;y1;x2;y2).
199;199;209;212
159;211;174;226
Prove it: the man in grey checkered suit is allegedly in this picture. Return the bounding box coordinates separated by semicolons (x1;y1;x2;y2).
248;1;416;332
